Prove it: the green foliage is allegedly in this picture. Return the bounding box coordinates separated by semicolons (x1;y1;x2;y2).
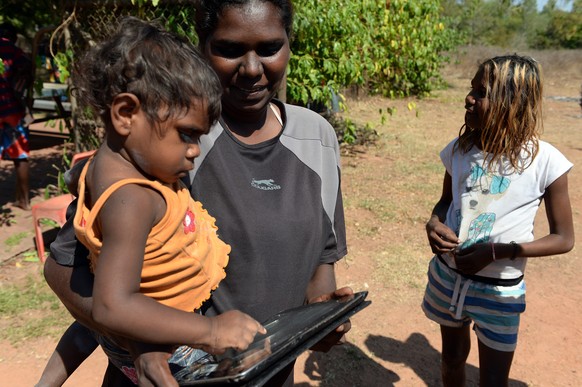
162;7;198;44
23;250;41;262
39;148;75;200
52;49;73;82
327;114;379;146
441;0;582;49
531;9;582;48
132;0;160;6
4;232;29;248
374;0;458;97
290;0;459;107
0;0;64;40
49;149;74;197
5;0;459;147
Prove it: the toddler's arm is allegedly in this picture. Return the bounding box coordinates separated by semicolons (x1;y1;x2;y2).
43;203;178;385
93;184;265;352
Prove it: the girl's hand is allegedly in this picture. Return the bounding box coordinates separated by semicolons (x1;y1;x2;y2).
454;242;493;275
204;311;266;354
426;215;460;255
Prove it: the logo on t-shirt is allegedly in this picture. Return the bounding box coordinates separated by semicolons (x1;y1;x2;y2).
183;209;196;234
251;178;281;191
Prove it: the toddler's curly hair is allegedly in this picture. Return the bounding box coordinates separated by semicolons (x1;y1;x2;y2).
73;16;222;134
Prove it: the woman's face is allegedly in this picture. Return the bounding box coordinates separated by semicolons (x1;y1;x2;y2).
202;1;290;119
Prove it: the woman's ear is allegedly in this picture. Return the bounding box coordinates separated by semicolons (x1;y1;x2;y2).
111;93;141;136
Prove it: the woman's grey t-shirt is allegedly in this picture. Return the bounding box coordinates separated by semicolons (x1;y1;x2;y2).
188;100;347;323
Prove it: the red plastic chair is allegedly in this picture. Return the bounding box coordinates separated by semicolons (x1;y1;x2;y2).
32;150;95;262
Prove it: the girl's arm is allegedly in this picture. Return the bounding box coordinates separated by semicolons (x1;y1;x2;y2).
511;172;574;259
426;171;460;254
93;184;264;352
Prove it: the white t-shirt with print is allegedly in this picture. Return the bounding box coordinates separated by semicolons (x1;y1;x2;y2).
439;139;572;279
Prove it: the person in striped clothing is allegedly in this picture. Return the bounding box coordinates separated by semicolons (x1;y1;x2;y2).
423;54;575;387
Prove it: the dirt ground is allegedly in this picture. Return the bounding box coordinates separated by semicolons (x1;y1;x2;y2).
1;48;581;386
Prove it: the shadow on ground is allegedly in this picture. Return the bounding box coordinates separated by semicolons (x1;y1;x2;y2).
365;333;528;387
297;342;399;386
296;333;529;386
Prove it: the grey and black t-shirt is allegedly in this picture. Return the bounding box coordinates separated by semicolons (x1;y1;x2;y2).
188;100;347;323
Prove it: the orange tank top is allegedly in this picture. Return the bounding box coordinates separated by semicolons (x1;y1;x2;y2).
74;158;230;311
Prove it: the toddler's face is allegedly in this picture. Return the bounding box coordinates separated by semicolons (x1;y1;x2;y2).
128;100;211;184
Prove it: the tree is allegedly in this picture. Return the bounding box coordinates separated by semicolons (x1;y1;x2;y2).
0;1;67;41
532;0;582;48
438;0;581;49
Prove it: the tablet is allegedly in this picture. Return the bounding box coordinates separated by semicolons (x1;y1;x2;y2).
174;291;370;386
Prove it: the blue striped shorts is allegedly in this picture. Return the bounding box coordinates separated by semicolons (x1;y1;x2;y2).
422;256;526;352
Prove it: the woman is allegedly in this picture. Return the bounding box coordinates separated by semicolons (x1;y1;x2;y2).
42;1;351;386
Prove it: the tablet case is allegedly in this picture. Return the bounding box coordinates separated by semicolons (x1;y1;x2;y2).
174;291;370;386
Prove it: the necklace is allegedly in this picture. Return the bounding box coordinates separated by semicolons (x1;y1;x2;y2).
269;102;283;127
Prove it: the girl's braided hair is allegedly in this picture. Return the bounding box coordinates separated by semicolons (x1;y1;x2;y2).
457;54;543;172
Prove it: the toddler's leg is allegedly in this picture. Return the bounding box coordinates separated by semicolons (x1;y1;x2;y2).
36;321;98;387
102;360;136;386
440;325;471;387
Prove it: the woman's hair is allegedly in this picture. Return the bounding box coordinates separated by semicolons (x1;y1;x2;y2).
193;0;294;46
457;54;543;172
73;16;222;132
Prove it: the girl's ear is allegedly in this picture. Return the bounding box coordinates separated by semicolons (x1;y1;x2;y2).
111;93;141;136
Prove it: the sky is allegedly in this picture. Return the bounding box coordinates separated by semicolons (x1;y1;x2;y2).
536;0;574;11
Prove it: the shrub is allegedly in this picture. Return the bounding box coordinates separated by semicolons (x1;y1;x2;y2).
289;0;459;107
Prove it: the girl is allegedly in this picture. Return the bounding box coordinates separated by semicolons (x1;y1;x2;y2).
40;17;265;385
423;54;574;386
